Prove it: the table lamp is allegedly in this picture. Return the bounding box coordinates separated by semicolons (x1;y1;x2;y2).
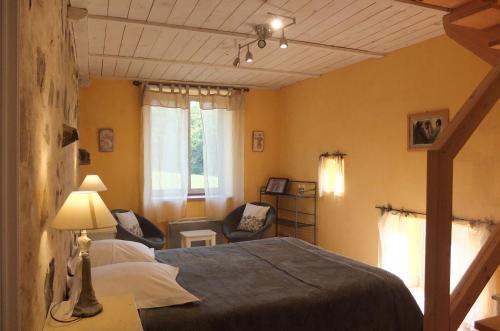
79;174;107;192
51;190;117;317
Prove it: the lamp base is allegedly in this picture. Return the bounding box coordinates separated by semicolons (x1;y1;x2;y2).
72;232;103;318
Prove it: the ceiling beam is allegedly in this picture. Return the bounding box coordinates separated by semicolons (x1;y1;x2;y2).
89;54;321;78
86;14;385;59
392;0;453;12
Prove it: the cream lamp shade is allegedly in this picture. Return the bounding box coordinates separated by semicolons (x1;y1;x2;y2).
79;174;107;192
51;191;117;230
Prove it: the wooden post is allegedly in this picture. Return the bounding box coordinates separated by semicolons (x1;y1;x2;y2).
424;151;453;331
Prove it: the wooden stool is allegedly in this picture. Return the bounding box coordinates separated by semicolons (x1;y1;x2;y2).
180;230;216;248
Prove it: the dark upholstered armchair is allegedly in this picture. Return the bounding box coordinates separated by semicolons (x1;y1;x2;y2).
111;209;166;250
222;202;276;243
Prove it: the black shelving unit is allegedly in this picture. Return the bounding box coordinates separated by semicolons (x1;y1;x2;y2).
260;180;317;244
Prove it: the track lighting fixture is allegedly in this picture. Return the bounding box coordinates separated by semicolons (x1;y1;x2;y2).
280;29;288;49
231;13;296;66
245;45;253;63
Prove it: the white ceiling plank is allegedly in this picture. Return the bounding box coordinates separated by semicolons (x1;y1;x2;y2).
313;2;396;44
386;26;444;52
128;0;154;20
108;0;131;18
351;11;437;49
148;30;178;59
202;37;249;64
182;66;205;81
114;58;132;76
138;61;157;78
147;0;177;23
103;21;125;55
255;45;308;70
330;6;422;46
281;0;313;13
149;63;170;80
161;63;183;80
218;1;264;31
192;67;218;82
283;0;333;38
201;0;245;29
101;57;117;76
272;47;330;71
134;27;162;57
88;0;109;15
118;24;143;56
167;0;200;25
173;65;196;81
376;23;444;52
175;34;212;61
361;13;440;51
89;56;103;76
189;35;227;62
127;60;145;77
233;0;289;34
184;0;224;28
162;31;195;60
88;19;107;54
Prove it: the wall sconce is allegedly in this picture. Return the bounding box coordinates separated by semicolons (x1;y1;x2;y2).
318;152;346;198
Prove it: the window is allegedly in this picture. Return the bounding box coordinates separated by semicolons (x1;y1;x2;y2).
189;101;204;195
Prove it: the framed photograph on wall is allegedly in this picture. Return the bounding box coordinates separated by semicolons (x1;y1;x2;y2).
252;131;264;152
265;177;289;195
98;128;114;152
408;109;449;151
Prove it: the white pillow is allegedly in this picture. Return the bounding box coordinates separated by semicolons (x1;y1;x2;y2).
237;203;271;232
116;210;144;238
92;262;199;309
90;239;156;268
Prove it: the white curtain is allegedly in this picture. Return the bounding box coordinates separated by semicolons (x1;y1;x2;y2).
142;89;189;222
197;89;245;218
378;212;496;330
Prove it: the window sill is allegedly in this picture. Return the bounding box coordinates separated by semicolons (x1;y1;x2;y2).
187;195;205;201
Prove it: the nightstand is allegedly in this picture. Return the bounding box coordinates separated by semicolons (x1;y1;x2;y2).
43;294;143;331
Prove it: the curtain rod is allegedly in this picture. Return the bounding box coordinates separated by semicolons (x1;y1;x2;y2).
133;80;250;92
375;204;496;226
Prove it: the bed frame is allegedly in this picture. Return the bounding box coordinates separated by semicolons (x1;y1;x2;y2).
397;1;500;330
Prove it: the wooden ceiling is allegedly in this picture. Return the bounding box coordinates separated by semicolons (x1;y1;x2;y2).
70;0;447;88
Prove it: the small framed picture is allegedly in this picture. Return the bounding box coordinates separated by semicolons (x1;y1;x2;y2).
265;177;289;195
408;110;449;151
98;128;114;152
252;131;264;152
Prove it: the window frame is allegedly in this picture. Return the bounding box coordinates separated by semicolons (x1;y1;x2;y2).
187;101;205;196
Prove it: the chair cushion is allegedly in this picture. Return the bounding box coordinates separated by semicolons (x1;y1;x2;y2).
237;203;270;232
116;211;144;238
145;237;164;244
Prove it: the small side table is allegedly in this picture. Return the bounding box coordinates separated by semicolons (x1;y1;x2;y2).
43;294;143;331
180;229;216;248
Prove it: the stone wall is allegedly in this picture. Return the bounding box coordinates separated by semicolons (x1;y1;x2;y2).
19;0;80;330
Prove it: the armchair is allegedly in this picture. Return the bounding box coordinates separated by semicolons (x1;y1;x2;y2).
222;202;275;243
111;209;166;250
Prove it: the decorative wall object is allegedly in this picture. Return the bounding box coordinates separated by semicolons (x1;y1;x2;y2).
407;109;449;151
265;177;289;194
62;124;79;147
79;148;90;165
318;152;346;198
252;130;264;152
98;128;114;152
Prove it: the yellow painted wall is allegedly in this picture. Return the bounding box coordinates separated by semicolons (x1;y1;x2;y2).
79;83;280;220
79;80;142;212
277;35;500;273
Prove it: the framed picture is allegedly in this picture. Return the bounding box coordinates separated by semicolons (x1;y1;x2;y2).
408;109;449;151
98;128;114;152
265;177;289;195
252;131;264;152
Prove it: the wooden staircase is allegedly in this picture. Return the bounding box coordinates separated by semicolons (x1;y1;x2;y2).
475;315;500;331
395;0;500;330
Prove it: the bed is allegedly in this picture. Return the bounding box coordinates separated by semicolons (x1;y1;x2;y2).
139;237;422;331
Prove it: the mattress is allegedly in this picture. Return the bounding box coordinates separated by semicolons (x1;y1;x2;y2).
140;237;422;331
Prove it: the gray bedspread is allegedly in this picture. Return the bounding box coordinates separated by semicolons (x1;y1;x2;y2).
141;237;422;331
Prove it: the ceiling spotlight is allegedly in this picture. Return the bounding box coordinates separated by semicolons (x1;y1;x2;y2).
280;29;288;49
257;39;266;48
271;17;283;30
245;45;253;63
233;46;241;67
